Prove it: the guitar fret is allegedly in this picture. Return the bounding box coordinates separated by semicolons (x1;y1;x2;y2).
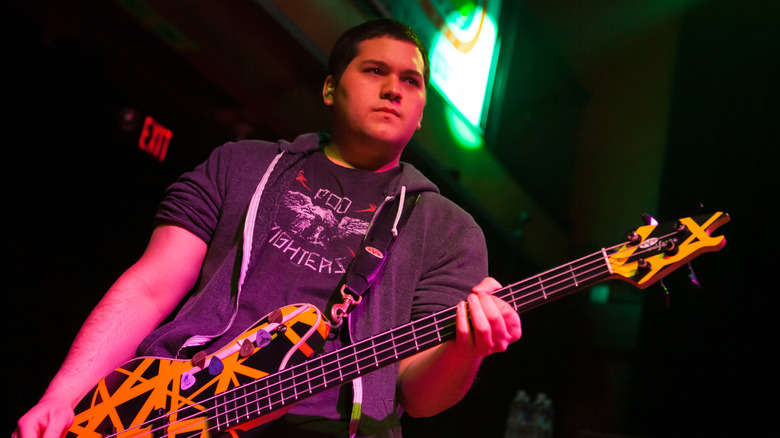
269;374;279;410
323;354;341;388
236;387;245;422
418;322;442;350
601;248;613;274
311;356;326;391
253;381;268;414
433;313;441;342
280;369;297;405
356;343;375;373
227;393;236;426
232;388;242;424
256;379;268;414
538;277;548;299
371;337;380;368
214;394;225;431
569;264;579;287
304;358;314;395
411;321;420;351
396;327;413;358
373;332;395;366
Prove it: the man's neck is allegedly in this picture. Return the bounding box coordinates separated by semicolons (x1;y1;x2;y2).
323;142;400;173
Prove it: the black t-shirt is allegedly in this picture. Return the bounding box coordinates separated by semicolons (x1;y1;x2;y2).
213;149;401;429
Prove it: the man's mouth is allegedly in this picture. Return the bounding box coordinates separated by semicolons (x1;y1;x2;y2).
375;107;400;117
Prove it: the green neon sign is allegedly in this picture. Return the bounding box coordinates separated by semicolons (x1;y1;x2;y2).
377;0;502;133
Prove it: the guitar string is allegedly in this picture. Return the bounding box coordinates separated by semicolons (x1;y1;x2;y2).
200;237;684;431
120;239;660;438
191;251;617;434
111;237;673;438
149;243;631;437
119;238;668;438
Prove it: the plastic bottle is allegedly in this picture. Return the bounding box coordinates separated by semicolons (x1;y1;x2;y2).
504;390;531;438
529;392;553;438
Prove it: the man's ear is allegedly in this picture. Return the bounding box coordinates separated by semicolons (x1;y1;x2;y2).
322;76;336;106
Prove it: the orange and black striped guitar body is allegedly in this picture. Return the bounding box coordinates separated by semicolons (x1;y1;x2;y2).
67;304;329;438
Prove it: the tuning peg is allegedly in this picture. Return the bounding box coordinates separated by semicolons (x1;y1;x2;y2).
642;213;658;226
662;239;679;256
627;231;642;245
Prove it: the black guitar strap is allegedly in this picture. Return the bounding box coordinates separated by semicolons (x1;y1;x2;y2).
329;189;420;328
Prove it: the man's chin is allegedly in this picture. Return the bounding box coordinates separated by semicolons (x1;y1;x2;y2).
360;128;413;149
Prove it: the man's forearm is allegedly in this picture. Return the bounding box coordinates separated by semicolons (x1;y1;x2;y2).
397;302;485;418
42;272;177;405
15;226;207;438
397;281;522;418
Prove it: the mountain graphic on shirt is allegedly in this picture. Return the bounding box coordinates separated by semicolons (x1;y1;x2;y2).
282;191;368;247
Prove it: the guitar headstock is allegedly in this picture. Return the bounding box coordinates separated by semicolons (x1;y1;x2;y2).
608;212;729;288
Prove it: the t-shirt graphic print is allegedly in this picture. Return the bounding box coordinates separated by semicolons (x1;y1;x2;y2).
252;149;400;307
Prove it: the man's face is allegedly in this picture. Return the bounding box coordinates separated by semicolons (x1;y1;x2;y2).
323;36;427;153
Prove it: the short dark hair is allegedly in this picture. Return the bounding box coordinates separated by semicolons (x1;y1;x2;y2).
328;18;430;87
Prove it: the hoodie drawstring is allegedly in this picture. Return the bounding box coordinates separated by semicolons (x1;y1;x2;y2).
391;185;406;237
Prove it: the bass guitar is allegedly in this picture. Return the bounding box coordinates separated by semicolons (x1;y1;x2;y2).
66;212;729;438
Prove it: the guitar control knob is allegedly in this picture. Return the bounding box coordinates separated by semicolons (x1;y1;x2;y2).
663;240;679;256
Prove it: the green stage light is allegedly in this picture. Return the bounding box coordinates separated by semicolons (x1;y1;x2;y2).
375;0;502;137
429;4;499;129
446;105;484;149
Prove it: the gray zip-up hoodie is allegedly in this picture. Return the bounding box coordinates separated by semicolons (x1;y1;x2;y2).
137;133;488;437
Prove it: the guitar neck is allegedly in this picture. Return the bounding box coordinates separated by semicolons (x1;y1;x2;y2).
501;248;615;314
211;248;615;426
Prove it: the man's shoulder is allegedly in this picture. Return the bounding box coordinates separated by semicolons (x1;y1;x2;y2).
215;133;324;158
416;191;480;227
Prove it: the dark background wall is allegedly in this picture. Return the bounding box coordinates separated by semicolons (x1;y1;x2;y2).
5;0;778;437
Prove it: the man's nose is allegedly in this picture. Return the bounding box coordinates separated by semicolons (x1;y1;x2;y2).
380;76;402;102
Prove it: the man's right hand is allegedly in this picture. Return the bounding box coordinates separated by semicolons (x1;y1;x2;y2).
14;396;74;438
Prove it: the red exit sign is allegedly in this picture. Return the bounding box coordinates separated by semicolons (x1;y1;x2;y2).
138;116;173;162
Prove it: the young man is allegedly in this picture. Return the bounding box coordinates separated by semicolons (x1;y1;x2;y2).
14;19;521;438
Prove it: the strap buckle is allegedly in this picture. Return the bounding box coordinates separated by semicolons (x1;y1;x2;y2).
329;284;362;329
